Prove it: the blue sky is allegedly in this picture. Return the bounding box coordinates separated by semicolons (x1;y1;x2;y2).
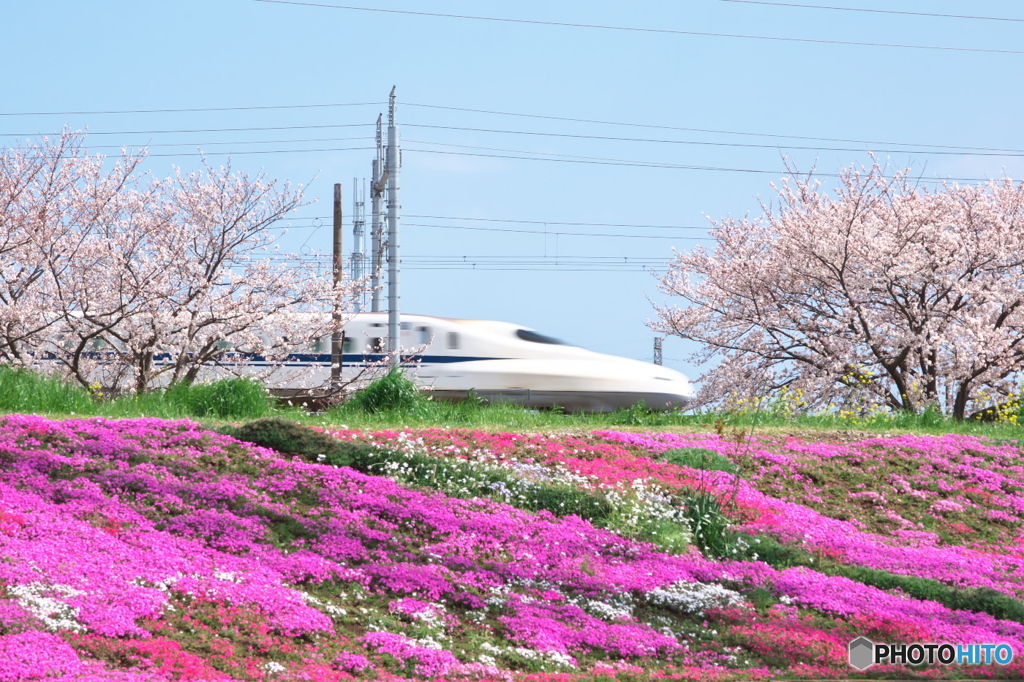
3;1;1023;384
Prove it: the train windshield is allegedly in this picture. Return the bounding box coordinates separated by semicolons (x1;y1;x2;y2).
516;329;570;345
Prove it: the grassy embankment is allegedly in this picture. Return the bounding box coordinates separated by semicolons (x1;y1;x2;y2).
2;364;1023;440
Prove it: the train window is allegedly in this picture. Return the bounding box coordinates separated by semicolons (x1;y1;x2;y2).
369;337;384;353
417;326;431;344
447;332;460;350
342;337;354;353
515;329;568;345
401;322;411;331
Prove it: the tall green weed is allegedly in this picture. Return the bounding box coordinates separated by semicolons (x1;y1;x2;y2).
0;365;94;415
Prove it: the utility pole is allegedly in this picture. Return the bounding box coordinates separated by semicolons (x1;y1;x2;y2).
653;337;663;366
351;177;365;312
370;115;385;313
386;86;401;362
331;183;344;387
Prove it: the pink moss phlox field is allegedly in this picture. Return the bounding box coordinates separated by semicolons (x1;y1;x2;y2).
4;415;1024;680
593;430;1024;598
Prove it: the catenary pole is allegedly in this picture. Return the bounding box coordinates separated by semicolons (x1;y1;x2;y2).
386;86;401;362
331;183;344;387
351;177;365;312
370;116;384;313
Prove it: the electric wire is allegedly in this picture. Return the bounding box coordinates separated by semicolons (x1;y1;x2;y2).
720;0;1024;23
403;222;709;240
404;124;1024;158
10;122;1023;159
405;215;708;230
2;105;1018;157
143;145;374;158
0;123;375;137
251;0;1024;55
403;102;1021;154
271;221;710;240
273;213;711;230
0;102;384;117
65;135;374;151
404;145;999;183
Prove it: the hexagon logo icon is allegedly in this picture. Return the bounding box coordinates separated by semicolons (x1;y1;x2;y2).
849;637;874;670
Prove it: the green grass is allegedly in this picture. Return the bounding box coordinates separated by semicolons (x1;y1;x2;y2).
0;366;275;422
2;363;1024;440
0;365;95;415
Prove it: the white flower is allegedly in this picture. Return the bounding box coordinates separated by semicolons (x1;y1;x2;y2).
9;583;85;632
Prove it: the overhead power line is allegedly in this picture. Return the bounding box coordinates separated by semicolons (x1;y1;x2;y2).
274;220;710;240
276;213;710;230
403;145;1001;184
265;252;669;272
252;0;1024;55
68;135;374;152
0;123;374;137
403;222;709;240
0;102;383;118
405;123;1024;158
144;145;373;158
721;0;1024;23
403;102;1021;154
2;102;1016;157
405;215;708;230
9;122;1024;158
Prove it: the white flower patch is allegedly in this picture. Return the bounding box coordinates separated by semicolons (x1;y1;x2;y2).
513;648;577;668
302;592;348;617
584;598;634;621
480;642;576;669
212;570;242;583
415;636;446;650
9;582;85;632
565;592;635;621
646;580;747;617
263;661;287;674
604;479;693;542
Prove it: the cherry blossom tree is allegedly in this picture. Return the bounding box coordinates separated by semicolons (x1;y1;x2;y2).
0;133;146;372
653;162;1024;419
0;132;361;393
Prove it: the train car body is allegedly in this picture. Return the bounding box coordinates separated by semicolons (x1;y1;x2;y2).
331;313;695;412
35;313;695;412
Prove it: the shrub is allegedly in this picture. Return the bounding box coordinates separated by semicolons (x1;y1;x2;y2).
663;447;738;476
824;563;1024;626
348;369;426;413
163;377;272;419
739;534;814;568
682;490;738;558
610;402;660;426
522;483;614;522
231;417;374;468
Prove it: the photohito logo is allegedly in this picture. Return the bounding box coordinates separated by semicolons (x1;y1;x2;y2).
848;637;1015;670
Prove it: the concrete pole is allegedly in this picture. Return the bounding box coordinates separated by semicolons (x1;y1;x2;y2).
386;86;401;362
370;117;384;313
351;177;364;312
331;183;343;387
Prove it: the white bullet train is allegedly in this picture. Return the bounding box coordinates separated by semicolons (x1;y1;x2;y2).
327;313;695;412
